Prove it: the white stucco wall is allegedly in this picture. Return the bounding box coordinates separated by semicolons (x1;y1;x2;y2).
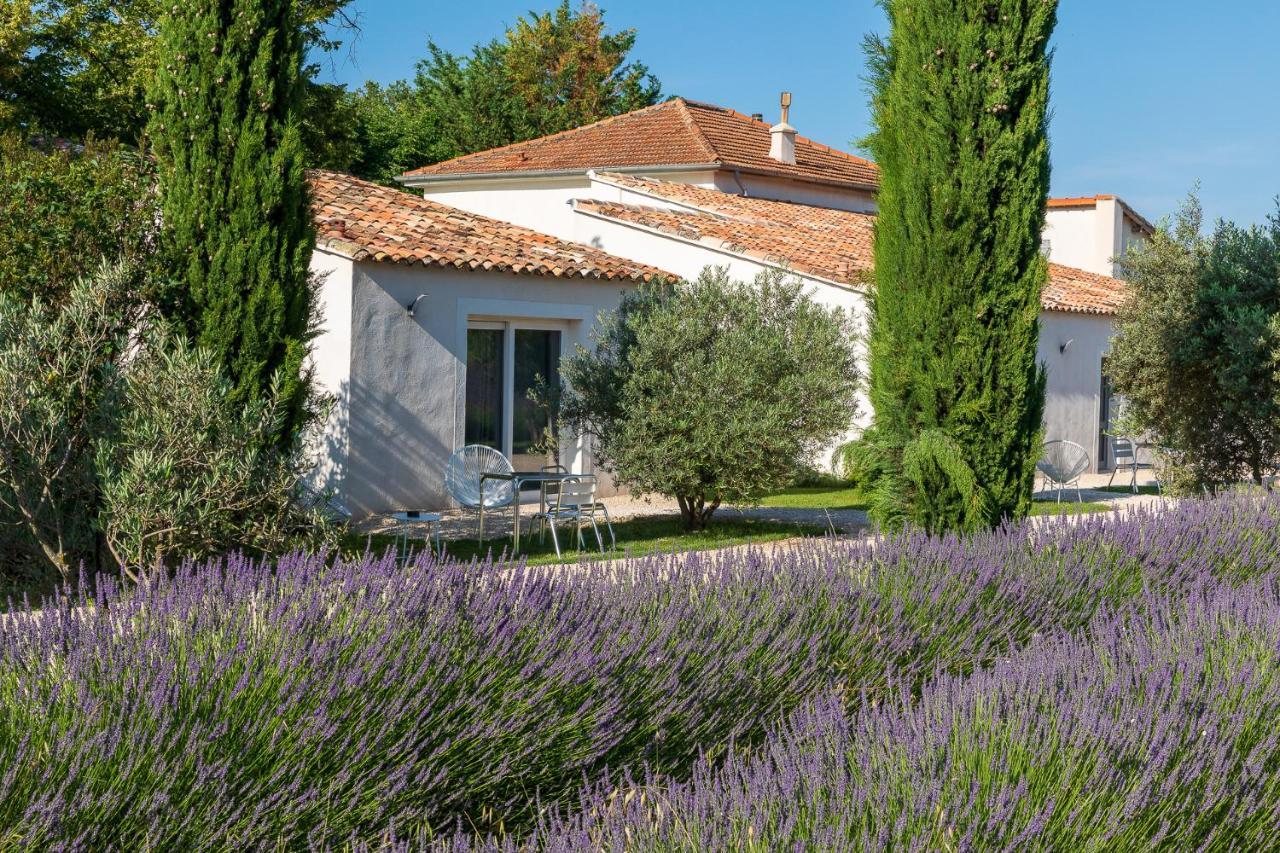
1043;199;1146;277
332;261;639;515
307;248;355;499
415;175;594;242
1037;310;1114;472
413;169;721;242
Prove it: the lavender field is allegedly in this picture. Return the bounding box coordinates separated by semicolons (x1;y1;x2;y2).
2;498;1279;848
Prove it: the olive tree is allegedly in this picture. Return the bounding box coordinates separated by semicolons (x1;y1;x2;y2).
559;267;860;531
0;262;142;578
1109;193;1280;492
0;261;334;582
96;337;335;579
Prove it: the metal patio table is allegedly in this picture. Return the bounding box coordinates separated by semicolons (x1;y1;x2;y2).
477;470;581;552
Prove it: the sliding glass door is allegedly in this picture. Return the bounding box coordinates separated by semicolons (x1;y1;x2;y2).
465;327;504;449
512;329;561;472
465;322;563;473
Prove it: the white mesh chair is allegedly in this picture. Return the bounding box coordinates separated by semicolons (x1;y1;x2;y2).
1036;440;1091;503
531;475;605;557
445;445;515;540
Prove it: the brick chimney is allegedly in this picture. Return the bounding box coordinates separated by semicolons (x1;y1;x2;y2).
769;92;796;165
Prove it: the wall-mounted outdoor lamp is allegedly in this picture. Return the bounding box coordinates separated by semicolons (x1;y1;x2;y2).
406;294;428;316
1059;338;1074;355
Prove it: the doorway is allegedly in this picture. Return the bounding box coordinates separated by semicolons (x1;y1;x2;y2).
465;321;564;476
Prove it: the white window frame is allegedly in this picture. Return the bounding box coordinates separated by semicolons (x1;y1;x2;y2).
464;317;569;465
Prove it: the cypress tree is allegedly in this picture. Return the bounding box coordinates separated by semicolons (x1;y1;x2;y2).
857;0;1057;532
148;0;314;443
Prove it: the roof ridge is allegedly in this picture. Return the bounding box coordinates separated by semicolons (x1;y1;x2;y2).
682;100;877;169
673;99;721;164
402;99;686;177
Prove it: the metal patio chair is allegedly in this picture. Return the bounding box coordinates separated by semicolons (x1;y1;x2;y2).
531;475;606;557
1036;440;1091;503
1107;436;1140;493
445;444;515;541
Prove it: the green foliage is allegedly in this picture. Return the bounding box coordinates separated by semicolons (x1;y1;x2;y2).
858;0;1056;533
331;1;662;184
0;261;141;578
97;337;335;579
0;133;158;303
560;268;860;531
0;0;155;140
0;0;354;153
0;262;333;581
148;0;316;446
1109;193;1280;492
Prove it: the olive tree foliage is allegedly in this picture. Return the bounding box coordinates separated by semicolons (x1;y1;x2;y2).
0;262;335;582
0;261;142;578
96;337;335;580
1108;193;1280;493
558;267;860;531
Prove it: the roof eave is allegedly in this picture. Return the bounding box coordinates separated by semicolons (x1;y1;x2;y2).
399;162;879;193
397;163;724;187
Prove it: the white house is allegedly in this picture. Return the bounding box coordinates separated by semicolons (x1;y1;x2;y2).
309;97;1150;516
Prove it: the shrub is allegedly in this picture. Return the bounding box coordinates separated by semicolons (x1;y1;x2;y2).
560;267;860;530
516;580;1280;849
0;261;142;578
0;262;331;581
4;498;1280;845
1109;193;1280;493
96;336;336;579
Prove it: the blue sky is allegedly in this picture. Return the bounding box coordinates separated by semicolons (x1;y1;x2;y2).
316;1;1280;227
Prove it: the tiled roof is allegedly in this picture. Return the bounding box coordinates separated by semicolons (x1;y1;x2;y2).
581;173;1127;315
1041;263;1129;315
307;169;670;282
401;98;880;191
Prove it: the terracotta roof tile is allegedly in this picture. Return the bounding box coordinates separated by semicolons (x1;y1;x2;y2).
307;169;670;283
402;99;880;191
581;173;1127;315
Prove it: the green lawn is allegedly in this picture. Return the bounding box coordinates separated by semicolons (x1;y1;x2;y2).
761;485;1110;517
1028;500;1110;516
1097;484;1162;496
759;486;869;511
342;514;825;566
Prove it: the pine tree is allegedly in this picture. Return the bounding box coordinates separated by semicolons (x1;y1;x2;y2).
148;0;313;443
857;0;1057;532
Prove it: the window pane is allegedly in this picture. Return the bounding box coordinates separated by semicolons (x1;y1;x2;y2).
465;328;504;449
512;329;561;469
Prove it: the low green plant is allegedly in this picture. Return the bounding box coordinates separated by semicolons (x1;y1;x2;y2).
0;261;142;578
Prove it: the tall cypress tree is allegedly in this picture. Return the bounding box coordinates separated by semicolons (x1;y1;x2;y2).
857;0;1057;532
148;0;314;443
